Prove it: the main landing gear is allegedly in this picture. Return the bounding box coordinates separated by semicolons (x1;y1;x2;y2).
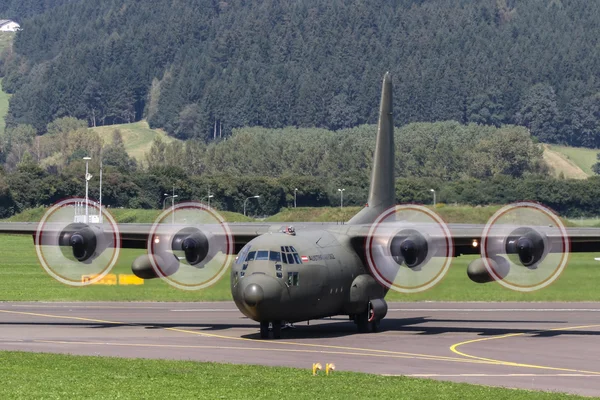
260;320;282;339
353;299;386;333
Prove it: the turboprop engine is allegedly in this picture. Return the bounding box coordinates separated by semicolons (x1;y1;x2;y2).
132;227;211;279
132;202;234;291
389;229;431;269
467;202;569;291
58;223;109;263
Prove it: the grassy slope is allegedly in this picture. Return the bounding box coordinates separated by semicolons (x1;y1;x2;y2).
547;144;598;176
0;352;580;400
90;120;179;162
542;144;588;179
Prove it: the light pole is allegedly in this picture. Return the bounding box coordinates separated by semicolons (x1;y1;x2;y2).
83;157;92;223
244;195;260;217
162;193;170;209
430;188;436;207
204;194;214;208
338;188;345;209
294;188;298;208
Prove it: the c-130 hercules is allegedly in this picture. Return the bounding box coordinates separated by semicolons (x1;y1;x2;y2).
3;73;600;339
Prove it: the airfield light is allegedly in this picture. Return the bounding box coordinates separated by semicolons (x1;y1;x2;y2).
244;195;260;217
83;157;92;224
294;188;298;208
338;188;345;209
472;239;479;248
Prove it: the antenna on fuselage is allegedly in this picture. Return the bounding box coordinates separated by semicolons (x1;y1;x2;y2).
347;72;395;225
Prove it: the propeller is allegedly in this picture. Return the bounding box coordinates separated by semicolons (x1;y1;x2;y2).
147;202;233;290
365;205;453;293
34;198;120;286
481;202;569;292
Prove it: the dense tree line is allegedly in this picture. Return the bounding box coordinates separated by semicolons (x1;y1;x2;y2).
0;0;73;21
1;118;599;218
3;0;600;147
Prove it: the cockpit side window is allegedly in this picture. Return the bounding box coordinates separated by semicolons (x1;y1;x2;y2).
236;244;251;264
293;253;301;264
269;251;281;262
286;253;295;264
246;251;256;262
256;250;269;261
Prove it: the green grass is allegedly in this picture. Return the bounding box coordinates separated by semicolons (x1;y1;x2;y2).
0;351;586;400
548;144;599;176
2;234;600;302
90;120;179;162
0;78;10;137
3;206;254;223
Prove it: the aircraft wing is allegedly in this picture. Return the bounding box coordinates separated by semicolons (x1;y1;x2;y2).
345;223;600;256
0;221;335;252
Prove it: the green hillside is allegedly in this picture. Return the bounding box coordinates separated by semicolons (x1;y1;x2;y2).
90;121;178;161
547;144;598;176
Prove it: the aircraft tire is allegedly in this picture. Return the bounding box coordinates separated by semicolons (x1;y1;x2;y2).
370;320;380;333
260;321;269;339
272;321;282;339
356;312;371;333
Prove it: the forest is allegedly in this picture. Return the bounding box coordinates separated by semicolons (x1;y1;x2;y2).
2;0;600;147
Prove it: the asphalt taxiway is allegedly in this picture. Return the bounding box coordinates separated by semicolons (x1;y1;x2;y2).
1;301;599;396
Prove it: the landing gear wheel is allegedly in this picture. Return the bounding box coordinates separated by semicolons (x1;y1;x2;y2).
272;321;282;339
371;319;381;333
356;312;371;333
260;321;269;339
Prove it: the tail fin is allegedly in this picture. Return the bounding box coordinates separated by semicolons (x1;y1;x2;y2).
348;72;395;225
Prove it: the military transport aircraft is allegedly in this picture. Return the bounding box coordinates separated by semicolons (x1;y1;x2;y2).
2;73;600;339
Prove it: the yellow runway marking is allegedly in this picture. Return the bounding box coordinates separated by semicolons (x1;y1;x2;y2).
449;324;600;375
3;308;599;376
0;308;493;366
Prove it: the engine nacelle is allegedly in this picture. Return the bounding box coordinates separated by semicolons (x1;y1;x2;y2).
389;229;430;269
132;254;179;279
467;257;510;283
58;223;108;263
505;227;548;268
171;227;210;266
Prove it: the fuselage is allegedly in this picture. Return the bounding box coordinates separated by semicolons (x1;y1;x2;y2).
230;228;368;323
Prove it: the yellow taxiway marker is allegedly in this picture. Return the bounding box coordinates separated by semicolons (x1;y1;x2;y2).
81;274;144;285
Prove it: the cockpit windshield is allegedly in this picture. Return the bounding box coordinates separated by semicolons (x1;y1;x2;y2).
256;250;269;261
269;251;281;262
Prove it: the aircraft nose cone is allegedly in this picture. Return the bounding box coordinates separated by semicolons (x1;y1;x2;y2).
243;283;264;307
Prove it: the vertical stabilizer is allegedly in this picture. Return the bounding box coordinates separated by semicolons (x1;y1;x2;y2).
348;72;395;225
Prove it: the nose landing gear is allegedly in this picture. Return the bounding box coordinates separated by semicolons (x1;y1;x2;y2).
259;320;282;339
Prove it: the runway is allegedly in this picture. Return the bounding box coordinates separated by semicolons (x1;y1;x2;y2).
1;302;600;397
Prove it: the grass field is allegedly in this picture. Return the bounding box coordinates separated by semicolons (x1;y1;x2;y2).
0;351;586;400
2;233;600;302
90;120;179;162
1;204;598;301
546;144;599;176
0;78;10;137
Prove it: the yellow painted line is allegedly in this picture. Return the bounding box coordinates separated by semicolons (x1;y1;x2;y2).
0;308;495;366
163;326;495;364
28;339;481;362
0;309;123;325
449;324;600;375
